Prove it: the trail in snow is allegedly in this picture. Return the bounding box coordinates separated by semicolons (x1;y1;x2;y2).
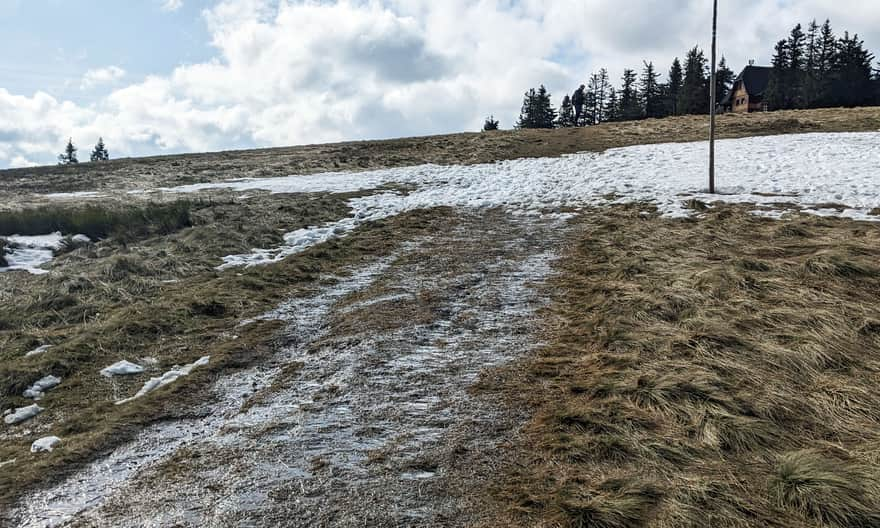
10;212;566;527
6;258;398;528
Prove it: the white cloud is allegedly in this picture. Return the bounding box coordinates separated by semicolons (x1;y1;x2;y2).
80;66;126;90
161;0;184;12
1;0;878;169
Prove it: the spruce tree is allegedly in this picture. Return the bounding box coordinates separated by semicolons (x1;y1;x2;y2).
586;73;601;125
535;85;557;128
667;58;683;116
678;47;709;115
58;138;78;165
618;69;641;120
766;40;790;110
516;88;538;129
830;32;875;107
90;137;109;162
787;24;808;108
556;96;575;128
604;88;619;122
715;57;735;110
482;116;500;131
640;61;664;118
816;19;838;106
596;69;610;123
804;19;821;106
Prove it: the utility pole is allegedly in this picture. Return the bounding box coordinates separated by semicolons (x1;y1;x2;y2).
709;0;718;193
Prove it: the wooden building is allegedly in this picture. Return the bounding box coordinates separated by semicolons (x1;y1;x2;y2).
720;65;772;113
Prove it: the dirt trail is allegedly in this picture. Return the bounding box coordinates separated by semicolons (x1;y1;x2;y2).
8;210;568;527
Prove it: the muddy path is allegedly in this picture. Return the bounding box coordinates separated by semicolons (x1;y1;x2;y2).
8;210;569;527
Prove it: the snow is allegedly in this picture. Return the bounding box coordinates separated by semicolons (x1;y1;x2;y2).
115;357;210;405
31;436;61;453
25;345;53;357
71;234;92;244
4;404;43;425
139;132;880;269
0;232;64;275
23;375;61;400
100;360;145;378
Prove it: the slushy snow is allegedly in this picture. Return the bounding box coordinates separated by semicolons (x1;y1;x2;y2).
4;404;43;425
1;233;90;275
115;357;209;405
31;436;61;453
149;132;880;268
23;375;61;400
100;360;145;378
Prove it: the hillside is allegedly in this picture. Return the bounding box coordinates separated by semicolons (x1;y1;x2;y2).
2;107;880;527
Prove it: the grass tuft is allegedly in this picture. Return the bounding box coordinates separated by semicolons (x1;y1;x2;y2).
557;479;662;528
771;450;880;527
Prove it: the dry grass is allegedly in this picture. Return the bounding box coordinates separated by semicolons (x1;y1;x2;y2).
488;204;880;528
0;190;455;508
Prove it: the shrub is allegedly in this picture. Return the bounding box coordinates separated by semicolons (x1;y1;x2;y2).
0;238;7;267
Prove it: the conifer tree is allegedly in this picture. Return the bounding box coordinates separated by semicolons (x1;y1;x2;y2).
535;85;557;128
516;86;556;129
830;32;875;107
58;138;78;165
639;61;664;118
766;40;790;110
618;69;641;120
556;95;575;128
604;88;619;122
90;137;110;162
667;58;683;116
482;115;500;131
678;47;709;115
816;19;838;105
804;19;822;106
516;88;538;129
714;57;735;111
787;24;808;108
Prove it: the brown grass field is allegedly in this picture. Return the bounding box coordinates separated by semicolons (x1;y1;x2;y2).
2;107;880;525
484;205;880;527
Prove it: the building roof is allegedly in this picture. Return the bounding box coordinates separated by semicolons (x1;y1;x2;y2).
720;65;772;106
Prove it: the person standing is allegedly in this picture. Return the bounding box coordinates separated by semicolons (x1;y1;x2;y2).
572;84;586;126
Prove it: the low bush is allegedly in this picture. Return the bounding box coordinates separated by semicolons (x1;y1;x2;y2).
0;238;7;267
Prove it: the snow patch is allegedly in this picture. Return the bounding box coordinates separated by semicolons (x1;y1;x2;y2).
136;132;880;269
115;357;209;405
4;404;43;425
23;376;61;400
100;360;144;378
31;436;61;453
1;232;65;275
25;345;52;357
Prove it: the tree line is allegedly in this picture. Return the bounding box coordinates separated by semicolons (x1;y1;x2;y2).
492;18;879;131
58;137;110;165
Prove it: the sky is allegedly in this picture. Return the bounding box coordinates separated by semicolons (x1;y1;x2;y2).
0;0;878;169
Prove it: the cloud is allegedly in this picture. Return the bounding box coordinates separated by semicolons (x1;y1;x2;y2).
161;0;184;12
1;0;879;169
80;66;126;90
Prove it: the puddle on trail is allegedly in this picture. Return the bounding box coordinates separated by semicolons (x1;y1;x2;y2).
9;212;569;527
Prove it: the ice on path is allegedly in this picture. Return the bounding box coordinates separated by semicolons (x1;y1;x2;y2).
101;361;145;378
23;375;61;400
115;357;210;405
31;436;61;453
25;345;53;357
4;404;43;425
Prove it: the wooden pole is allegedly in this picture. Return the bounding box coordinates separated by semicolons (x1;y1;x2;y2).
709;0;718;193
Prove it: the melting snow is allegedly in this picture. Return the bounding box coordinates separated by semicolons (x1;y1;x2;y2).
31;436;61;453
4;404;43;425
1;233;64;275
25;345;53;357
115;357;210;405
138;132;880;269
100;360;145;378
23;376;61;400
